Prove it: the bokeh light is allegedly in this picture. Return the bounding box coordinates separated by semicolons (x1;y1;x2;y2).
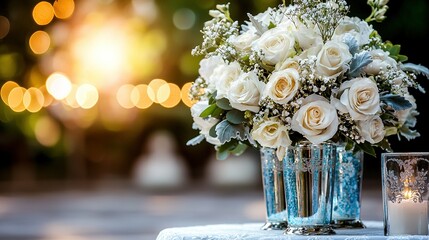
116;84;135;109
173;8;196;30
23;87;44;113
0;16;10;39
76;84;98;109
33;1;55;26
181;82;196;107
148;79;167;103
1;81;19;105
53;0;75;19
8;87;26;112
64;84;79;108
29;31;51;55
39;86;54;107
46;72;72;100
34;116;61;147
160;83;181;108
131;84;153;109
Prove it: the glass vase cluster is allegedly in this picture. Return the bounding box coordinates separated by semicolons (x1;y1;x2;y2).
259;142;365;235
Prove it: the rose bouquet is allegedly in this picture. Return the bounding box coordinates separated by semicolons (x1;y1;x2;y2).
188;0;429;160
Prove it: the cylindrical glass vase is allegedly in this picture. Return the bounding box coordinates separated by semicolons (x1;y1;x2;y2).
283;141;336;235
382;152;429;236
260;148;288;230
331;146;365;228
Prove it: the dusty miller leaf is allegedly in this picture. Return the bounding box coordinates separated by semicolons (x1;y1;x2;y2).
401;63;429;79
186;135;205;146
348;51;373;78
380;94;413;111
215;120;247;144
247;13;268;36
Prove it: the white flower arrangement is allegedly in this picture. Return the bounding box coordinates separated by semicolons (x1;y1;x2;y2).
188;0;429;160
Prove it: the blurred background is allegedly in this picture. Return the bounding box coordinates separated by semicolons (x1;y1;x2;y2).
0;0;427;239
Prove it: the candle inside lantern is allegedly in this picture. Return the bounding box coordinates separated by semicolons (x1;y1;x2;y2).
387;190;429;235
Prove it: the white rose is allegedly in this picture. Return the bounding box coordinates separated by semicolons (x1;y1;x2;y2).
252;27;296;66
291;94;339;144
251;118;292;148
333;17;373;46
294;21;323;50
364;49;398;75
316;40;352;78
229;31;259;52
264;68;300;104
191;101;221;145
393;94;417;124
199;55;225;91
357;116;385;144
228;71;265;113
211;61;242;99
275;58;300;71
338;77;381;121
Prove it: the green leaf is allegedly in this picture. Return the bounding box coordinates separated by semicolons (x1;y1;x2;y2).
216;141;237;160
381;94;413;111
355;142;376;157
209;124;217;138
376;139;393;152
226;110;245;124
389;44;401;56
268;21;276;29
216;98;233;110
397;55;408;62
211;107;224;118
231;143;248;156
199;104;217;118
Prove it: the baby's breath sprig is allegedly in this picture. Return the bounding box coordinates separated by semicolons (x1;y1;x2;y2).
290;0;349;42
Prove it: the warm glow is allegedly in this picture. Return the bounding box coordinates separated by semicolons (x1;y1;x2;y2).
39;86;54;107
160;83;181;108
64;85;79;108
23;87;44;113
131;84;153;109
29;31;51;54
1;81;19;105
116;84;135;109
76;84;99;109
33;1;55;26
53;0;75;19
46;72;72;100
173;8;196;30
8;87;26;112
0;16;10;39
35;116;61;147
157;82;171;104
148;79;168;103
181;82;196;107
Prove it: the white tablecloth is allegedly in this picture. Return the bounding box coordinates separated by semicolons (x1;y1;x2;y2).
156;221;429;240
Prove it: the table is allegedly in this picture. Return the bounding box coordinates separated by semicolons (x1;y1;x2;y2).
156;221;429;240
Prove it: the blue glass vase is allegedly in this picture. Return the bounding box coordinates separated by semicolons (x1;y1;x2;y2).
331;145;365;228
260;148;288;230
283;141;336;235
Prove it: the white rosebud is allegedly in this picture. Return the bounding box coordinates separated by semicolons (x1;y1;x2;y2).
209;10;224;18
252;27;296;66
264;68;300;105
229;30;259;52
294;21;323;50
251;118;291;148
333;17;373;46
199;56;225;91
337;77;381;121
316;39;352;78
364;49;397;75
228;71;265;113
275;58;300;72
357;115;385;144
291;94;339;144
211;61;242;100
